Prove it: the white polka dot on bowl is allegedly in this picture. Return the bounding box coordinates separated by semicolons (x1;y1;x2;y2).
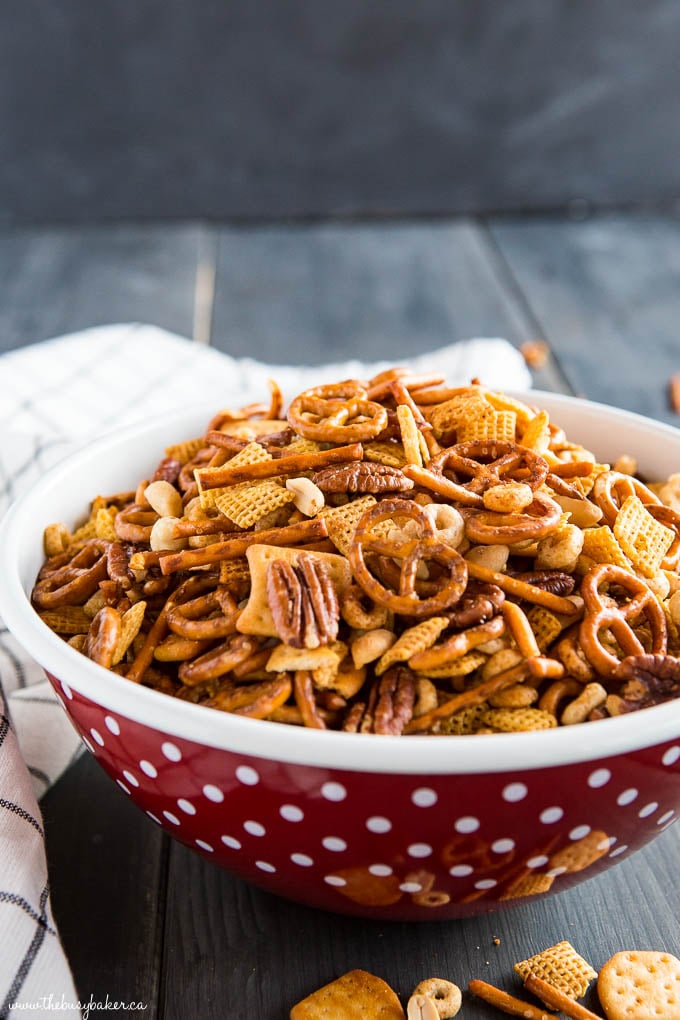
291;853;314;867
280;804;304;822
235;765;259;786
366;816;392;834
407;843;432;858
617;788;638;806
454;816;480;834
502;783;528;803
139;760;157;779
322;836;347;852
221;835;241;850
321;782;346;802
324;875;346;887
161;741;182;762
411;787;437;807
368;864;392;876
177;799;196;815
449;865;473;878
196;840;213;852
243;820;266;837
104;715;120;735
255;861;276;873
202;784;224;803
587;768;611;788
662;746;680;767
539;806;563;824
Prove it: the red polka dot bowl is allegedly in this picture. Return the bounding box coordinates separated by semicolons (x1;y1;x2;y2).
1;392;679;921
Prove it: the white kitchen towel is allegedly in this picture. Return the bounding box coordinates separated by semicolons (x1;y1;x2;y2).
0;323;531;1017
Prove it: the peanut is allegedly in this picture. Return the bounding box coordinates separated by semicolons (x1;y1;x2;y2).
286;476;325;516
144;480;183;518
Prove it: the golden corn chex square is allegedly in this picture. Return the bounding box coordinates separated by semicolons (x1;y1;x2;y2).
219;557;251;591
519;410;551;454
480;707;557;732
95;506;119;541
416;650;487;678
38;606;92;635
318;495;378;558
286;438;321;455
613;494;675;577
164;436;205;464
214;479;294;529
513;940;597;999
363;441;407;468
375;616;449;675
525;605;564;651
456;409;517;444
197;441;273;509
428;393;491;438
113;601;147;665
438;701;489;734
581;525;631;570
500;872;554;900
70;517;98;544
484;388;536;425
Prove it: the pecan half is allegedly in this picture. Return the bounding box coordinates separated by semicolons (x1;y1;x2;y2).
152;456;182;484
445;581;505;629
510;570;576;597
312;461;414;494
616;653;680;707
266;555;340;649
345;667;416;734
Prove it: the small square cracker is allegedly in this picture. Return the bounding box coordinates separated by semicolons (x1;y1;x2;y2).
513;940;596;998
289;969;405;1019
597;950;680;1020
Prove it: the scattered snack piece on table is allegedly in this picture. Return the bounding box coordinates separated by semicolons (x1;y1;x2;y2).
597;950;680;1020
409;978;461;1018
467;979;553;1019
520;340;550;370
289;969;405;1019
523;974;603;1019
513;940;596;998
33;370;680;732
670;373;680;415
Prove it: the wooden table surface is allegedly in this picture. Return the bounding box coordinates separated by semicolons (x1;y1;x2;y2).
3;213;680;1018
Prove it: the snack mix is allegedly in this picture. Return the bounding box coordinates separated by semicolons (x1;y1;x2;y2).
34;369;680;734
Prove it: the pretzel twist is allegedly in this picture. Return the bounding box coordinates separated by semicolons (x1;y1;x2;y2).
579;563;667;677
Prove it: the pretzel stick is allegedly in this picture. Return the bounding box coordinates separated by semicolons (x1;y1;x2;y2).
502;601;540;658
159;518;329;574
523;975;602;1020
196;443;363;489
468;980;553;1020
467;561;578;616
125;603;170;684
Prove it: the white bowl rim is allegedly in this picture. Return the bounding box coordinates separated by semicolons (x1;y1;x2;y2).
2;389;680;775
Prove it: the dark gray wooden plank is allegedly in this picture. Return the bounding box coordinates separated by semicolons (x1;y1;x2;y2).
488;215;680;422
211;220;568;393
0;224;206;353
41;752;168;1016
2;2;680;222
159;824;680;1018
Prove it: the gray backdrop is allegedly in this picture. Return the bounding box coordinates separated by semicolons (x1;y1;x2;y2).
1;0;678;224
